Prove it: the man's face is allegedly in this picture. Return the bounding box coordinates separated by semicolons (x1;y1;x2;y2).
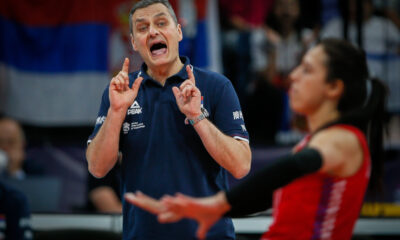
130;3;182;68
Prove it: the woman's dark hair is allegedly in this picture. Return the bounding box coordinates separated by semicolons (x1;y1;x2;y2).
319;38;388;196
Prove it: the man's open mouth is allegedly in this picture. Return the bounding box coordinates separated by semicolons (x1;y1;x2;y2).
150;42;167;56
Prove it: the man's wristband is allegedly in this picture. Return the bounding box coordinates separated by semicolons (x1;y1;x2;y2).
188;107;209;125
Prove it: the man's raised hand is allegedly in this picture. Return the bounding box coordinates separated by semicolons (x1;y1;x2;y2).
172;65;202;120
109;58;143;113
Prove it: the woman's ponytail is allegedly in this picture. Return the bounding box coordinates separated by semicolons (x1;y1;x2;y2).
364;78;388;196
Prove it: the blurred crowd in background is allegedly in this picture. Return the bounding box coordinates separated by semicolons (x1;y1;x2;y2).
0;0;399;215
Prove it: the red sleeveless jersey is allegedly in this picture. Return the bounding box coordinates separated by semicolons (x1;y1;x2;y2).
261;124;371;240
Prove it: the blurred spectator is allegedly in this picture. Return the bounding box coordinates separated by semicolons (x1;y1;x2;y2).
321;0;400;144
298;0;322;30
219;0;274;104
247;0;311;145
219;0;274;29
320;0;341;26
252;0;311;88
0;181;32;240
372;0;400;29
86;164;122;214
0;117;43;179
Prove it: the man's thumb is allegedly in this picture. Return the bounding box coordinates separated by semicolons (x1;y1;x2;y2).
172;86;181;98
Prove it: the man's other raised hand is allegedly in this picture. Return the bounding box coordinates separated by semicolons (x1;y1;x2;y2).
109;58;143;113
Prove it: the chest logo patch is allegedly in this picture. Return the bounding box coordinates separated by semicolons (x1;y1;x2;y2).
122;121;146;134
128;100;142;115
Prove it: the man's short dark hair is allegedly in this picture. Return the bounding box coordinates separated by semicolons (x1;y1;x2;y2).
129;0;178;35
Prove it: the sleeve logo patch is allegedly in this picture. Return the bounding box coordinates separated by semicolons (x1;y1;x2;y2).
233;110;244;120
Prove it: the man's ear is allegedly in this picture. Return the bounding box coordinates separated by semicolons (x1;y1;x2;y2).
327;78;344;99
177;24;183;42
131;34;138;51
